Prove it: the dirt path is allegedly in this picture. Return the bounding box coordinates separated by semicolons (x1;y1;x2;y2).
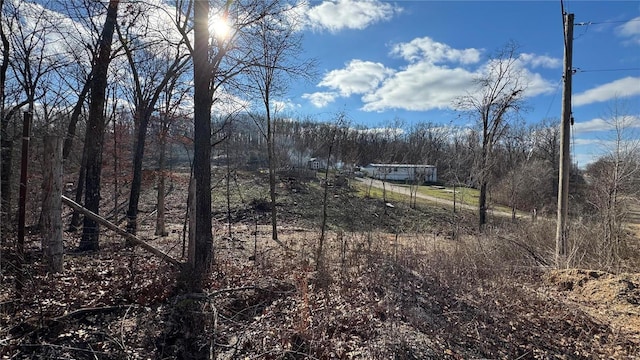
354;177;519;219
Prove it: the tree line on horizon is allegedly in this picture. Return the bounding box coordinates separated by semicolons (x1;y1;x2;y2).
1;0;638;290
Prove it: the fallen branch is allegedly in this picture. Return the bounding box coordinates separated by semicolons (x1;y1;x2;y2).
7;305;132;340
61;195;182;267
176;286;257;301
19;342;111;356
52;305;130;322
500;235;550;266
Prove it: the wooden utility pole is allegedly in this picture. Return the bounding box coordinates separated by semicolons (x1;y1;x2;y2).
556;12;574;268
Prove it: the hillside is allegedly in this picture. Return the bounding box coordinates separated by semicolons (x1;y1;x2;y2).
1;170;639;359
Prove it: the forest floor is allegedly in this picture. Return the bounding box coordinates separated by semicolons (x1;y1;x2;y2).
1;169;639;359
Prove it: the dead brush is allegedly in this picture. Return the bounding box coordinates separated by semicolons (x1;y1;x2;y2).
567;218;640;273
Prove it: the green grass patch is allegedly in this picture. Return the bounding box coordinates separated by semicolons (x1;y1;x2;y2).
353;181;453;210
383;182;526;216
414;185;480;207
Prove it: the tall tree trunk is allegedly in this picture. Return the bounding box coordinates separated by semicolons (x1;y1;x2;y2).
191;0;213;287
126;106;151;235
0;132;12;227
155;130;167;236
62;74;92;160
113;110;119;222
16;111;31;293
225;138;232;238
479;181;487;229
78;0;120;251
317;141;334;271
187;174;196;263
267;122;278;242
0;0;10;231
42;135;63;272
478;141;489;229
69;147;86;231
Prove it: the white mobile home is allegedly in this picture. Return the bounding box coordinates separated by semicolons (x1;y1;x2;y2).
361;164;437;183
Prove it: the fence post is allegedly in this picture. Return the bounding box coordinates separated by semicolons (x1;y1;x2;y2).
42;135;64;272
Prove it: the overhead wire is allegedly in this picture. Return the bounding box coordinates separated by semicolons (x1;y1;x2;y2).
574;68;640;73
560;0;567;50
574;17;640;40
576;18;640;26
542;77;564;120
571;120;576;168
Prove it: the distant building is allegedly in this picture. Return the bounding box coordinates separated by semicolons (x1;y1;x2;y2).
360;164;437;183
308;158;320;170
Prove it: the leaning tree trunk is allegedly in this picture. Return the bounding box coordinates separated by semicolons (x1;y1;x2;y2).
62;73;92;160
78;0;120;251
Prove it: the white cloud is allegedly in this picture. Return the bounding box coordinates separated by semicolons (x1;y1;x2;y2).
214;91;252;115
272;99;300;113
518;68;558;97
318;60;394;96
307;35;558;112
572;151;599;167
573;77;640;106
391;37;481;65
362;62;475;111
519;53;561;68
302;92;339;107
573;118;613;133
617;16;640;45
573;115;640;133
359;41;555;111
305;0;400;32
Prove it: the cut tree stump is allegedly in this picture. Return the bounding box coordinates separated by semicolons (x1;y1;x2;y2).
61;195;182;267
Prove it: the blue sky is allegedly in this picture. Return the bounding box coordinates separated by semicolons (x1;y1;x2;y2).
9;0;639;166
284;0;640;166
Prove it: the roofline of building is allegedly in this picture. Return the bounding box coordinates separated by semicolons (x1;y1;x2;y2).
364;164;436;168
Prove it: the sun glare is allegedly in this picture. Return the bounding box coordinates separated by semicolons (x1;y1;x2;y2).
209;15;231;40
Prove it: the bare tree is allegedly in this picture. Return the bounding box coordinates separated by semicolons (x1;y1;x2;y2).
115;2;191;235
0;0;10;236
455;42;527;229
317;114;346;271
77;0;120;251
496;121;530;221
190;0;216;284
585;99;640;264
246;3;313;244
154;74;190;237
1;0;63;227
57;0;105;161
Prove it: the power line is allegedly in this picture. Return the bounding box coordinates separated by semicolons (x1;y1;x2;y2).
575;18;640;26
560;0;567;55
574;67;640;73
573;18;640;39
542;77;563;120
